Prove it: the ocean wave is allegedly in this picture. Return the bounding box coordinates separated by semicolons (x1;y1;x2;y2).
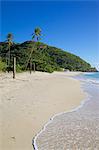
74;74;99;86
83;72;95;75
79;78;99;85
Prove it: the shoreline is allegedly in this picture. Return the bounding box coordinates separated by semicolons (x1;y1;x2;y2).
33;76;89;150
34;73;99;149
0;71;86;150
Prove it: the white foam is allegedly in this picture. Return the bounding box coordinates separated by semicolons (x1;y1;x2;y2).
83;72;95;75
79;78;99;86
32;82;91;150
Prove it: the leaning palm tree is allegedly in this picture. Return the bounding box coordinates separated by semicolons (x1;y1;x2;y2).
6;33;13;66
31;27;42;73
26;27;42;73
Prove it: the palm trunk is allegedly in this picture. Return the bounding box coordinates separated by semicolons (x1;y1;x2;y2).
8;45;10;66
26;44;35;69
30;59;32;74
13;57;16;79
33;63;35;73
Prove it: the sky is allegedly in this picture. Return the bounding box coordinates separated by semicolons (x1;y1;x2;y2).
1;0;99;69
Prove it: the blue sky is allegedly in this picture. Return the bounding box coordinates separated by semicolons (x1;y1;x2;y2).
1;1;99;69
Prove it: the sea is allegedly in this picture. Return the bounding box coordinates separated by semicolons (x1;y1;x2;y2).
33;72;99;150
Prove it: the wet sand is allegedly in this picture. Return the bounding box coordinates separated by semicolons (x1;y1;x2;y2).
0;71;85;150
34;77;99;150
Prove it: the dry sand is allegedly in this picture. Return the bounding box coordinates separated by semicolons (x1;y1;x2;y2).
0;71;85;150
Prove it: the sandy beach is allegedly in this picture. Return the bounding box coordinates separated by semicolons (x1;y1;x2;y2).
0;71;85;150
35;73;99;150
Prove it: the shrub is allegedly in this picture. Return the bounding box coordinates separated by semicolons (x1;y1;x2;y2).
36;63;54;73
16;64;25;72
0;60;6;72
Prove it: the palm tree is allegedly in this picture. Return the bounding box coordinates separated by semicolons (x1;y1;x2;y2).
6;33;13;66
32;27;42;73
32;27;41;41
26;28;42;73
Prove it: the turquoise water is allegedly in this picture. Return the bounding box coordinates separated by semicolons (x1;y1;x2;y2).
75;72;99;84
84;72;99;80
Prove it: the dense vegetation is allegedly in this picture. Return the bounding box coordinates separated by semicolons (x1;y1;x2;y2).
0;40;97;73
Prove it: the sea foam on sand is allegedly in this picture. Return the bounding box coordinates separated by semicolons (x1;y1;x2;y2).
0;71;85;150
34;73;99;150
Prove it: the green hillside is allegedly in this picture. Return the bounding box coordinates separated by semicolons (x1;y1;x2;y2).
0;41;97;72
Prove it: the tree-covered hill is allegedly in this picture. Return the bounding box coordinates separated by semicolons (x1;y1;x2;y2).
0;41;97;72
